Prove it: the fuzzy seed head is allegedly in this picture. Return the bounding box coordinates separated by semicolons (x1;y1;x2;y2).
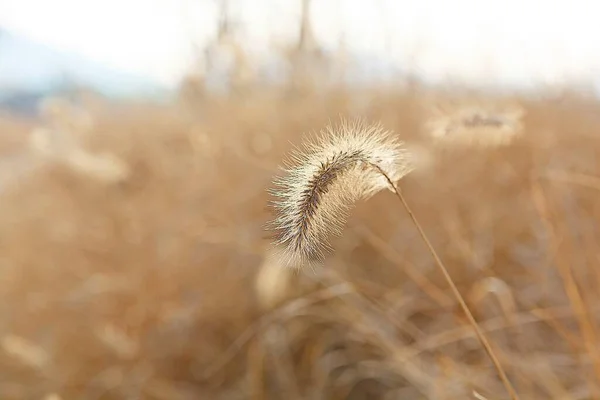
424;102;525;147
268;120;414;267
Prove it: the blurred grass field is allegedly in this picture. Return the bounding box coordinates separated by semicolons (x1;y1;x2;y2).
0;78;599;399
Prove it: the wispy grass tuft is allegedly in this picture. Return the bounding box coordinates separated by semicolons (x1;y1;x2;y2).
267;119;414;266
424;102;525;147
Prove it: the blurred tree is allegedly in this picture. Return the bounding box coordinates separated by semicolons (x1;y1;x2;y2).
297;0;315;52
217;0;230;42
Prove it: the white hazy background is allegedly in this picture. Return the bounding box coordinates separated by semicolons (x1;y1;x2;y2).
1;0;599;92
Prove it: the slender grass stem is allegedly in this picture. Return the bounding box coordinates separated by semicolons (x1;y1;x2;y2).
373;164;519;400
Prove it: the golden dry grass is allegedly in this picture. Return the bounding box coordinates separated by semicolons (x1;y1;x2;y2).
0;84;599;399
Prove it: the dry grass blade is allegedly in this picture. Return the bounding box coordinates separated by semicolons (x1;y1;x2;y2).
469;277;517;326
532;180;600;395
544;169;600;192
201;283;353;379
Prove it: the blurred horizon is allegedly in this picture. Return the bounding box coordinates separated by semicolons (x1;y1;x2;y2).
1;0;600;109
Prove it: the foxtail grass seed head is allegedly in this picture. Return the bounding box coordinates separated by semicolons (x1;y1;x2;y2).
29;128;56;158
65;149;131;184
268;120;414;267
425;103;524;147
28;126;78;158
29;126;129;184
1;335;49;370
95;324;139;359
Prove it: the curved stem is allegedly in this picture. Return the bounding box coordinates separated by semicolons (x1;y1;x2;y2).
373;165;519;400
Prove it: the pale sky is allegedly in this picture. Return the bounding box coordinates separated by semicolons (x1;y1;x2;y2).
1;0;599;90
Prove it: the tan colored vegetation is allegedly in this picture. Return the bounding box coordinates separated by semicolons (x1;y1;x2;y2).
0;81;598;399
